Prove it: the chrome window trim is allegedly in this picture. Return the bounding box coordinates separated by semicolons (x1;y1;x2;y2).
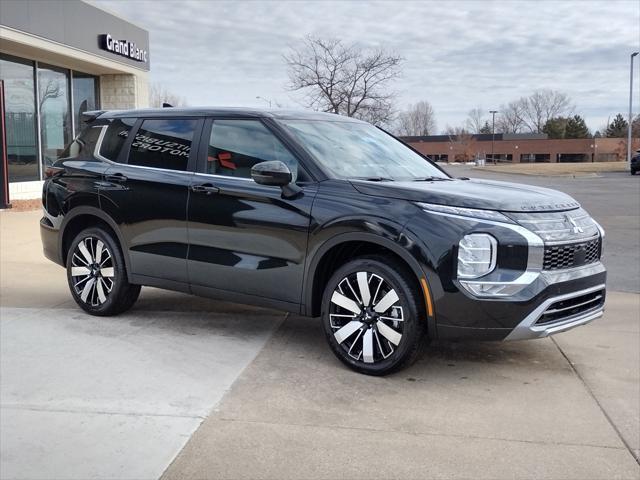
504;284;605;341
193;172;253;182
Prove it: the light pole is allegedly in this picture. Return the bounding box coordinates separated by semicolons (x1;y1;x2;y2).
628;52;639;163
490;110;498;164
256;95;272;108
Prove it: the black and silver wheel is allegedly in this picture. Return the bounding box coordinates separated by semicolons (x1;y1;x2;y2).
66;227;140;316
322;255;425;375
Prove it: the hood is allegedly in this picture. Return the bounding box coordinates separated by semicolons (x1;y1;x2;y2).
350;178;580;212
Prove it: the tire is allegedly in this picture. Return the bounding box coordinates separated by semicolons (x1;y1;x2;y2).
66;227;141;316
321;255;426;375
631;169;637;175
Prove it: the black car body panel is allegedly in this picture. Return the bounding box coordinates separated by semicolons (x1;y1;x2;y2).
41;107;606;345
350;178;580;212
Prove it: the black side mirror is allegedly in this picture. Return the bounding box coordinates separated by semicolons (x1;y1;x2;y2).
251;161;292;186
251;161;303;199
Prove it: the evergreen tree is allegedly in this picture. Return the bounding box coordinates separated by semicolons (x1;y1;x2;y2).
542;117;568;139
564;115;591;138
479;121;492;134
606;114;628;137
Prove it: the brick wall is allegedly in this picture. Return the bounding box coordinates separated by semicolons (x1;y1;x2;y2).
407;137;640;163
99;73;149;110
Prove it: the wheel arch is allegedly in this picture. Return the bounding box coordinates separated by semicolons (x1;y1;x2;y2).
303;232;436;328
60;206;132;280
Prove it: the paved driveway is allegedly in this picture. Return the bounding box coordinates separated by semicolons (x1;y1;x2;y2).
1;168;639;479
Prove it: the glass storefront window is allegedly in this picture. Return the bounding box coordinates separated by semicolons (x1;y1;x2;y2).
37;63;72;168
0;54;39;182
72;72;99;133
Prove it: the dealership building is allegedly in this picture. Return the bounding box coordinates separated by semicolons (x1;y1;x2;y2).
0;0;150;204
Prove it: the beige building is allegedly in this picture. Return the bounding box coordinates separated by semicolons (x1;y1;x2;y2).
0;0;150;203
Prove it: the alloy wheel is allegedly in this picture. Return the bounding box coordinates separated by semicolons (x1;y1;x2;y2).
329;271;404;364
70;236;115;306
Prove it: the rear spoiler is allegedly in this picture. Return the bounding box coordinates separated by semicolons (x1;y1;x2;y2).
81;110;107;123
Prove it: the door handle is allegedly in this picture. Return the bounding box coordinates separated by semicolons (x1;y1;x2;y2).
105;173;128;183
190;183;220;195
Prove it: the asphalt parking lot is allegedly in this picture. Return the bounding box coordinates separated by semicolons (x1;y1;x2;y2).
1;169;639;479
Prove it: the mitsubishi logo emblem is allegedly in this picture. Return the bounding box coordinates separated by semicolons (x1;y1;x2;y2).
565;215;584;234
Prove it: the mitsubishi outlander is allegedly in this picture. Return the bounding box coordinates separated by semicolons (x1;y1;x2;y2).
40;108;606;375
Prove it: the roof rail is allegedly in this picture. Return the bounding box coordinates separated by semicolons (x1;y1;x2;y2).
81;110;106;123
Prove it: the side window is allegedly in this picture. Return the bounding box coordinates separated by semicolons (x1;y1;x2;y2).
128;119;197;171
207;119;298;180
59;125;103;160
99;118;135;162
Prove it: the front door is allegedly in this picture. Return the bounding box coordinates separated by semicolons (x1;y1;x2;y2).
99;117;201;285
187;118;316;306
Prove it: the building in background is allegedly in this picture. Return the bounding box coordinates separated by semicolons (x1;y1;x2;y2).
0;0;149;202
402;133;640;164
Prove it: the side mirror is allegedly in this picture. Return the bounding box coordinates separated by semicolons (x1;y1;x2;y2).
251;161;292;186
251;160;303;199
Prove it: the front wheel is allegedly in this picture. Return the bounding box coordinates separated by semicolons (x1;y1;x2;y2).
321;255;426;375
66;227;140;316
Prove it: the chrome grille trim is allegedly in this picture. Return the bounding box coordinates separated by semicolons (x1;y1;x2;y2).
504;284;605;341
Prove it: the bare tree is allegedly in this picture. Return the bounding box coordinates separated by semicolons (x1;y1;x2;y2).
395;101;436;136
496;99;527;134
39;78;62;111
284;36;402;125
444;126;476;162
149;83;188;108
465;107;485;134
521;89;572;133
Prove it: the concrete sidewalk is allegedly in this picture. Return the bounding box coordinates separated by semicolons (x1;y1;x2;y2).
0;210;285;479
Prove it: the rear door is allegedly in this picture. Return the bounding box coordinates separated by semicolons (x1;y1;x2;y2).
99;116;202;286
187;117;317;306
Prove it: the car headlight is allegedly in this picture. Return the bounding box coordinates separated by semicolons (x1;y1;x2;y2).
457;233;497;279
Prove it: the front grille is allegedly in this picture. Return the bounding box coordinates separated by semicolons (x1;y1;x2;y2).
543;236;601;271
535;289;605;325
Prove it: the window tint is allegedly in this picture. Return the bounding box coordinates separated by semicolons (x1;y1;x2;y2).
59;125;102;160
207;119;298;180
99;118;135;161
128;119;197;171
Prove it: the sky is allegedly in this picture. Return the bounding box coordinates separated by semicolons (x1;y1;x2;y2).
92;0;640;134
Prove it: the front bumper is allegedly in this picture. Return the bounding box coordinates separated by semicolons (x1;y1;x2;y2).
504;283;605;340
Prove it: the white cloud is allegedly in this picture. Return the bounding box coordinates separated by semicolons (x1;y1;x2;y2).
92;0;640;132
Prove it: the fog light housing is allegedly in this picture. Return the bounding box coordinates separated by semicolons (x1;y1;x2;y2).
457;233;497;279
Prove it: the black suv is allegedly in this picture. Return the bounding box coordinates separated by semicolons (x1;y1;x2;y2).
631;150;639;175
41;108;606;375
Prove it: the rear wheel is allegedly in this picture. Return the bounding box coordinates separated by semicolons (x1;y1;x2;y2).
321;255;425;375
66;227;140;316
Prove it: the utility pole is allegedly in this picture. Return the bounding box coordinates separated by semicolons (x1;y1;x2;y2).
490;110;498;165
628;52;639;163
256;96;272;108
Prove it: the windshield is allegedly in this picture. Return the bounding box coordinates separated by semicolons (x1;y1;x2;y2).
280;119;449;181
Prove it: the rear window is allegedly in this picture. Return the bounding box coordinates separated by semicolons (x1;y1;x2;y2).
128;118;197;171
99;118;136;161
